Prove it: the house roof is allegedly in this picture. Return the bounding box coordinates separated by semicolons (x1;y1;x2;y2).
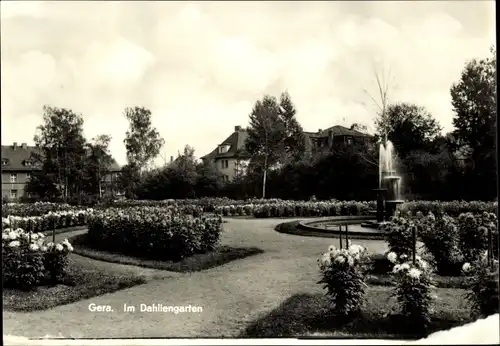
201;128;249;161
315;125;372;138
1;143;121;172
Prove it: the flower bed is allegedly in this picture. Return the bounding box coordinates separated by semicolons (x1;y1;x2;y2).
1;201;79;217
2;209;93;233
399;201;497;217
86;207;223;261
2;227;73;290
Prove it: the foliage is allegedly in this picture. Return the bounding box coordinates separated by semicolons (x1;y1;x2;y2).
318;243;368;318
383;103;442;158
27;106;88;202
381;215;415;257
83;135;113;199
398;200;497;217
387;252;437;334
86;207;223;261
457;212;498;263
2;227;73;289
123;106;165;174
462;256;499;318
416;213;463;276
2;209;92;233
450;48;497;200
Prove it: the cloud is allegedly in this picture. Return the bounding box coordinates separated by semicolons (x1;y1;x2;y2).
1;1;495;166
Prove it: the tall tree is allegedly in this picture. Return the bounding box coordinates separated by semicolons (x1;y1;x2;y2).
123;106;165;175
29;105;87;202
450;47;496;199
245;95;286;198
279;91;306;162
84;134;113;199
383;103;442;158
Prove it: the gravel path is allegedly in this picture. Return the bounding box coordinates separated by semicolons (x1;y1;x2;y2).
3;218;387;338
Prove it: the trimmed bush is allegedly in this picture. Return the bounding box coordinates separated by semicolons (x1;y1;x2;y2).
87;207;223;261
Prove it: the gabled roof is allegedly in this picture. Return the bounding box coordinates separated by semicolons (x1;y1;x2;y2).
1;144;121;172
201;128;249;161
316;125;372;138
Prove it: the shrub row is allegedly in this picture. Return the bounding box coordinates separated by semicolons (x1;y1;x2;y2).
86;207;223;261
399;200;497;217
1;210;93;233
1;202;78;217
2;227;73;289
382;211;499;276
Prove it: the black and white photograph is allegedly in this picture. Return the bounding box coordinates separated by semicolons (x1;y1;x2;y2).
1;0;498;344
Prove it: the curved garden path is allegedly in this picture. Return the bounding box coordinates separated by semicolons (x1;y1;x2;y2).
3;218;388;339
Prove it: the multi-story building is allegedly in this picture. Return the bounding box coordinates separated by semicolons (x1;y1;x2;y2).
1;142;121;201
200;126;250;182
304;125;373;153
201;125;374;182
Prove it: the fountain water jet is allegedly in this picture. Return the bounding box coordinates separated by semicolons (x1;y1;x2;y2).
361;140;404;229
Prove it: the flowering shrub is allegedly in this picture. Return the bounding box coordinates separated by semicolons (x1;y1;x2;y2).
2;209;93;233
462;255;499;318
417;213;463;276
2;228;73;289
458;212;498;263
381;216;415;256
87;207;223;261
1;202;78;217
318;243;368;318
387;251;436;334
399;200;497;217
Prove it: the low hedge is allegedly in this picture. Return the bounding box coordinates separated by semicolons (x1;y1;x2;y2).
2;210;93;233
87;207;223;261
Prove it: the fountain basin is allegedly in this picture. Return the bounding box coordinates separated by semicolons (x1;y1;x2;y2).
296;216;385;239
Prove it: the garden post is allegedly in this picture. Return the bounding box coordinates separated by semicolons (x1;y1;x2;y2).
412;225;417;265
53;222;56;243
339;226;343;249
345;224;349;247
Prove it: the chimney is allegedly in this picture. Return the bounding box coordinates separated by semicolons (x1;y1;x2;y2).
21;143;27;149
318;129;322;133
234;125;242;131
13;142;18;149
170;156;173;163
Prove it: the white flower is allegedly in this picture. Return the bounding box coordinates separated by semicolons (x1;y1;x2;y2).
347;256;354;266
8;231;17;240
67;244;74;252
408;268;422;279
55;244;64;251
462;262;471;273
40;246;48;252
29;244;39;251
328;245;336;253
31;233;39;241
400;254;408;260
8;240;20;248
392;264;402;273
335;255;346;264
387;252;398;264
400;263;410;271
38;233;45;238
2;233;9;240
320;253;331;267
348;244;364;255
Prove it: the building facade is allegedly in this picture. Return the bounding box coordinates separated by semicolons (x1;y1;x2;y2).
1;142;121;201
200;126;250;182
201;125;374;182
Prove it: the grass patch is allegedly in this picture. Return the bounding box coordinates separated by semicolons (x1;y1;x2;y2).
69;233;264;272
241;285;472;339
41;225;87;237
3;258;146;312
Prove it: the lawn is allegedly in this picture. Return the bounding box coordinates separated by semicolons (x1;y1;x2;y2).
69;233;264;272
3;257;147;312
241;285;472;339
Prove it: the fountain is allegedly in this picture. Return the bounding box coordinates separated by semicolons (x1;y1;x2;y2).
361;140;404;229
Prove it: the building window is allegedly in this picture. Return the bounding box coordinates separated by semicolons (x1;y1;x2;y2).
10;190;17;199
347;137;353;145
10;174;17;183
26;173;31;180
24;160;33;167
1;159;8;166
224;175;229;182
221;160;229;169
218;145;231;154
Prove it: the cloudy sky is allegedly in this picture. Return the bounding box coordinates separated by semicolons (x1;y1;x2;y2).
1;1;495;166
